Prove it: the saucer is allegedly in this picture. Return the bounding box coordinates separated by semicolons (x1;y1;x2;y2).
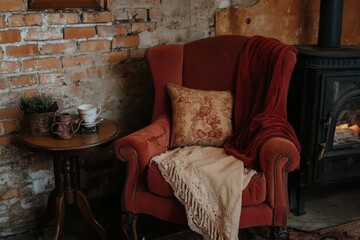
80;118;103;127
79;124;99;134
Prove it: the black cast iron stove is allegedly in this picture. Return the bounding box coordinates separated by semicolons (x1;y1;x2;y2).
288;0;360;215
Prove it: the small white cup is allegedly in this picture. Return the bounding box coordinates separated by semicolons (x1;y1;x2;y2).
77;104;102;124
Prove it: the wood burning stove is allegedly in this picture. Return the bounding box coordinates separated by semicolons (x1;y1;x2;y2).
288;0;360;215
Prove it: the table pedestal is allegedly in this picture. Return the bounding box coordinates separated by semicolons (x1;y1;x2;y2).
37;156;107;240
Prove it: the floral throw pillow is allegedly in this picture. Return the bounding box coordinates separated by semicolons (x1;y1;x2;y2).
167;83;233;148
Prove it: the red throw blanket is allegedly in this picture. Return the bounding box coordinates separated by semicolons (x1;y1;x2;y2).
224;35;301;168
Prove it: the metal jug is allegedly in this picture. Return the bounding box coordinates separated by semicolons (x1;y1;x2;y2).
51;112;82;140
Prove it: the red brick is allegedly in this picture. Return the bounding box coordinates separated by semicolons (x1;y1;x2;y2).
102;51;128;63
82;12;113;23
0;106;22;119
87;66;110;78
116;9;147;21
1;189;24;200
64;27;96;39
0;135;18;146
8;14;43;27
41;42;77;54
0;120;18;135
112;35;139;48
0;0;23;12
0;79;6;89
79;40;111;51
133;9;147;20
148;22;156;32
22;89;37;98
0;30;21;44
47;13;80;25
0;16;5;28
39;71;64;84
25;28;63;41
97;24;129;37
0;61;21;74
69;84;81;94
131;22;147;33
69;70;87;81
62;55;92;67
6;45;39;57
106;0;112;9
149;8;162;21
8;75;37;88
114;9;130;21
130;49;145;59
23;58;62;71
69;85;83;96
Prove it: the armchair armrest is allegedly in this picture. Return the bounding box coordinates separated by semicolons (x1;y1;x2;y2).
113;114;171;212
259;137;300;226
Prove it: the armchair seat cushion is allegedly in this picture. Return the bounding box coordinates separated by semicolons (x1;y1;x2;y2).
147;160;266;206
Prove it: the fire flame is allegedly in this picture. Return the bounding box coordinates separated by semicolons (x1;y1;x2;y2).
334;123;360;144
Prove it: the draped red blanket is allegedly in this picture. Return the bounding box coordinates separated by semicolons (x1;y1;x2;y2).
224;35;301;168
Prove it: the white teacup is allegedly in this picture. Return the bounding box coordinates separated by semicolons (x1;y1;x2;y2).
77;104;102;124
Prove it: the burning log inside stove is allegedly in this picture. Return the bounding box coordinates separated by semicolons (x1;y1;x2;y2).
334;123;360;145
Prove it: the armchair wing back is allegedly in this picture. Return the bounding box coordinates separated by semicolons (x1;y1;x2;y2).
114;35;300;240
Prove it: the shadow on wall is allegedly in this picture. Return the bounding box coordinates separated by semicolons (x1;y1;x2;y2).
111;60;154;134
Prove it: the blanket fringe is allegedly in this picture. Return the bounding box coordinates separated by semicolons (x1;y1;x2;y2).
165;161;229;240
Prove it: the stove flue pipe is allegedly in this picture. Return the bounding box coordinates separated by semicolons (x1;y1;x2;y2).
318;0;344;48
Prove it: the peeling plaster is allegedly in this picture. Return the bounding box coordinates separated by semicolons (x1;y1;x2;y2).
112;0;259;47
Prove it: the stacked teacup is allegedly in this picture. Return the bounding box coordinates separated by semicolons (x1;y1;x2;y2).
77;104;102;132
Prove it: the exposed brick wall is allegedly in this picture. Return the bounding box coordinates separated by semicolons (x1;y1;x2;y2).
0;0;158;237
0;0;262;237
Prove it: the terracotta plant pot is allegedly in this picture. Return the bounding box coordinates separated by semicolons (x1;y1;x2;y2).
26;111;56;136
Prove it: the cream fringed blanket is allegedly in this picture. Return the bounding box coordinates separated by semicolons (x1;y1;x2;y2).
152;146;256;240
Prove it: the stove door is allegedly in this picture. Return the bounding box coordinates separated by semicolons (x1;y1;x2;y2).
316;70;360;183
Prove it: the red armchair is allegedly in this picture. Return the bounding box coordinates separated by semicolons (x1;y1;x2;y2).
114;35;300;239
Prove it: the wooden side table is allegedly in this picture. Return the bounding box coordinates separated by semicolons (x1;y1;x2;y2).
19;119;120;240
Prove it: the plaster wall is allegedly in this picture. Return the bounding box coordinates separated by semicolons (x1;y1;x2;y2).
216;0;360;45
111;0;259;47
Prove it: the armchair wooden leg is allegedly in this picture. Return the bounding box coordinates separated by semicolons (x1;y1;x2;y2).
271;226;289;240
122;213;141;240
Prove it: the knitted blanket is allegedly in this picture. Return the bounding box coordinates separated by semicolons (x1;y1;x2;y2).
152;146;256;240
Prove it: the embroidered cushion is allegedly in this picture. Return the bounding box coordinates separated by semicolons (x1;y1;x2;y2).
167;83;233;148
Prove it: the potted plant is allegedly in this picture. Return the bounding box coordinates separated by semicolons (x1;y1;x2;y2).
19;94;58;136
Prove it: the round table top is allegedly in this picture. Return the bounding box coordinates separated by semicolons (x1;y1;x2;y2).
19;119;120;156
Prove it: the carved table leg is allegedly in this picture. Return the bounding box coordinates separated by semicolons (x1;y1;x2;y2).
75;190;107;240
37;155;107;240
37;157;65;240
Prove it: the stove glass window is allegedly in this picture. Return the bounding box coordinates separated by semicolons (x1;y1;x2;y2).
334;101;360;145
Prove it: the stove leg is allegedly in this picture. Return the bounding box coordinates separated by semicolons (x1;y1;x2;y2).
271;226;289;240
296;185;306;216
289;170;306;216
